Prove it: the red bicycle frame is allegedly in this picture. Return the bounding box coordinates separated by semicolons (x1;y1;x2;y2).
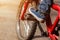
20;1;60;40
20;1;29;20
46;4;60;40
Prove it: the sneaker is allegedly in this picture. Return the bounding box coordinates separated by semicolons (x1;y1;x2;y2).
29;7;45;22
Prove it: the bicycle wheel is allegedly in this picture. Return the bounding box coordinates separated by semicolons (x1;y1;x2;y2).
16;0;37;40
16;20;37;40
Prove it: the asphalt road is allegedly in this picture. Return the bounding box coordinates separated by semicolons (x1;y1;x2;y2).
0;0;60;40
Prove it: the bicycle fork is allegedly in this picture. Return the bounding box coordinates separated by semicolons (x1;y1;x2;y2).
20;1;29;20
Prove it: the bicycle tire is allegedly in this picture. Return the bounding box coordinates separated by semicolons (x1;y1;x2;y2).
16;0;37;40
16;20;37;40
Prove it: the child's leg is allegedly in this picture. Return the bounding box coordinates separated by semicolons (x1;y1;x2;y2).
29;0;53;22
38;0;53;13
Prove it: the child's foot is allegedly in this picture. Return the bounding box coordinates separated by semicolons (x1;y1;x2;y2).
29;7;45;22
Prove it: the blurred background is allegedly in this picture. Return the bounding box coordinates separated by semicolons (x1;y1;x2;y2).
0;0;20;40
0;0;60;40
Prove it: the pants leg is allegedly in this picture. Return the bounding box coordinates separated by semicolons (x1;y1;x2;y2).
38;0;53;13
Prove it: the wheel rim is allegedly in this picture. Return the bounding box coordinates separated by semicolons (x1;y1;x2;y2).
17;20;34;39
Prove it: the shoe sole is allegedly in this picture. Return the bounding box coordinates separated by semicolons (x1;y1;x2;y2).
29;7;44;22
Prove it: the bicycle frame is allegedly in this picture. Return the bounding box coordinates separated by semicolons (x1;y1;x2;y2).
20;1;60;40
20;1;29;20
46;4;60;40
